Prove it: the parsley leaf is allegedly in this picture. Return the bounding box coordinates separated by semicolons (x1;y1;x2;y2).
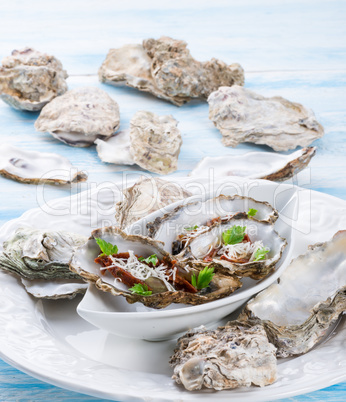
138;254;158;266
222;225;246;245
253;247;270;261
128;283;152;296
185;225;199;231
248;208;258;217
95;238;118;256
191;266;215;290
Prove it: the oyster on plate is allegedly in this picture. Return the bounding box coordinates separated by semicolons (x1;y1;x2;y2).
35;87;120;147
239;230;346;357
70;226;242;309
115;177;192;229
96;110;182;174
99;36;244;106
0;143;87;185
0;227;88;299
208;86;324;151
190;147;316;182
0;47;68;111
170;321;277;391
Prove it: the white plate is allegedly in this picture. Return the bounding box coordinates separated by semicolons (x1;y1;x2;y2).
0;176;346;401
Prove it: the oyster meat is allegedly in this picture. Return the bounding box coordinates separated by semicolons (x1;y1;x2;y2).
208;86;324;151
35;87;120;147
170;322;277;391
70;226;242;309
0;47;68;111
239;230;346;357
99;36;244;106
190;147;316;182
0;143;87;185
0;227;88;299
96;110;182;174
115;177;192;229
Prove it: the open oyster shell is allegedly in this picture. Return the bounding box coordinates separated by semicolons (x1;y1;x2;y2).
190;147;316;182
35;87;120;147
239;231;346;357
70;226;242;309
170;321;277;391
99;36;244;106
0;144;87;185
96;110;182;174
208;86;324;151
21;278;87;300
0;47;68;111
115;177;192;229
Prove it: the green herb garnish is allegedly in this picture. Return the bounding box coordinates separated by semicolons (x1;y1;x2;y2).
128;283;152;296
248;208;258;217
222;225;246;245
253;247;270;261
138;254;159;266
191;266;215;290
95;238;118;256
185;225;199;231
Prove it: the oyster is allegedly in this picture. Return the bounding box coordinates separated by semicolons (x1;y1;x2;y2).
170;321;277;391
99;36;244;106
96;110;182;174
21;278;87;300
208;86;324;151
0;144;87;185
0;47;68;111
239;231;346;357
35;87;120;147
70;226;242;309
190;147;316;182
115;177;192;229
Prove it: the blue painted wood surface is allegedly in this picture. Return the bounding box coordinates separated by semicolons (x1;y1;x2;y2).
0;0;345;400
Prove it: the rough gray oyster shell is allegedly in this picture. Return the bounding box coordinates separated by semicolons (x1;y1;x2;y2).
208;86;324;151
99;36;244;106
70;226;242;309
96;110;182;174
115;177;192;229
170;321;277;391
35;87;120;147
239;230;346;357
0;47;68;111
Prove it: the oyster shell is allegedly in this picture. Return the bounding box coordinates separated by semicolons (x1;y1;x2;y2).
208;86;324;151
99;36;244;106
21;278;87;300
96;110;182;174
35;87;120;147
0;144;87;185
0;47;68;111
190;147;316;182
115;177;192;229
70;226;242;309
170;322;277;391
239;231;346;357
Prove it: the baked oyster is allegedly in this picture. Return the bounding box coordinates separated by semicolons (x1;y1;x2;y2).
70;226;242;309
0;143;87;185
96;110;182;174
208;86;324;151
170;321;277;391
0;47;68;111
239;230;346;357
99;36;244;106
115;177;192;229
35;87;120;147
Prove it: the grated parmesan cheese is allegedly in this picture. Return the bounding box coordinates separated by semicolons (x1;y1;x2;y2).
218;240;268;262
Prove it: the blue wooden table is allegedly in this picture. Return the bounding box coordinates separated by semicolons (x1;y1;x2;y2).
0;0;345;400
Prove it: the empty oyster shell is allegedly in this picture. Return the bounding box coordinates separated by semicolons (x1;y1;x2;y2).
115;177;192;229
96;110;182;174
99;36;244;106
208;86;324;151
170;322;277;391
239;231;346;357
190;147;316;182
0;47;68;111
35;87;120;147
21;278;87;300
70;226;242;309
0;144;87;185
